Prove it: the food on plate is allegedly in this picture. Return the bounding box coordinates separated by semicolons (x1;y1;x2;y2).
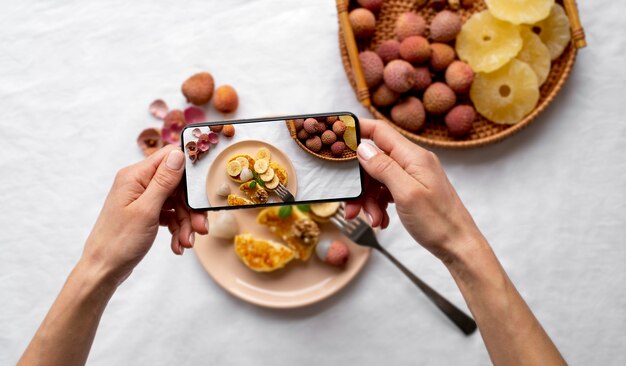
240;182;269;204
445;61;474;94
234;234;295;272
429;10;462;42
470;59;539;125
269;161;288;186
222;124;235;137
213;85;239;113
239;167;253;182
257;207;320;261
253;159;269;174
182;72;215;106
255;147;271;161
316;240;350;267
235;156;250;169
216;182;231;198
309;202;341;222
226;154;255;182
359;51;384;88
445;105;476;137
383;60;415;93
391;97;426;132
349;8;376;39
226;160;243;177
531;4;571;60
211;212;239;239
423;82;457;115
227;194;255;206
265;175;280;190
516;28;551;86
485;0;554;25
395;12;426;41
259;167;275;182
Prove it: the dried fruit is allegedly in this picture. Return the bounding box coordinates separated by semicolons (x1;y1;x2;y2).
423;82;457;115
208;132;220;144
516;28;551;86
321;130;337;145
391;97;426;132
456;11;522;73
376;40;401;64
183;106;206;124
383;60;415;93
359;51;384;88
316;240;350;266
192;128;202;138
430;10;462;43
349;8;376;39
357;0;383;12
222;124;235;137
445;105;476;137
486;0;554;25
343;126;358;151
304;118;318;134
372;83;400;107
197;134;210;152
149;99;168;119
399;36;431;64
430;43;456;72
137;128;163;156
213;85;239;113
333;120;347;137
395;12;426;41
532;4;571;60
306;136;322;152
445;61;474;93
470;59;539;124
182;72;214;105
331;141;346;157
412;67;432;92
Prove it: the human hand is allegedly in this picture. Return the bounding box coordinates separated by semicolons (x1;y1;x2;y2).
345;119;481;260
82;145;208;285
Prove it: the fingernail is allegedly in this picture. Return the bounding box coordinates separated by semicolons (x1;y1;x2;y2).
366;213;374;225
166;150;184;170
357;142;378;161
188;232;195;247
205;218;210;234
180;247;185;256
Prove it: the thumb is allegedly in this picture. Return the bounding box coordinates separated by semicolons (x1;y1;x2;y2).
357;142;413;197
139;149;185;211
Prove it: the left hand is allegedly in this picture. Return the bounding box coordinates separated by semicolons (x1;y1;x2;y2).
83;145;208;285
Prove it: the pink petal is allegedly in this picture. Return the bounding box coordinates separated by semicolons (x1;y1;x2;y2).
208;132;219;144
162;127;180;145
197;134;210;152
137;128;163;156
192;128;202;138
185;141;197;153
149;99;168;120
184;106;206;124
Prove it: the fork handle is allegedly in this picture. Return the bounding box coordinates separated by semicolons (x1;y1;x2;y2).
376;245;477;335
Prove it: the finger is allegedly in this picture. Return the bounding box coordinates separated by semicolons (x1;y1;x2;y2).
171;230;184;255
159;210;176;227
363;196;384;227
344;201;363;219
190;210;209;235
130;145;179;189
137;149;185;212
175;198;194;249
381;211;390;229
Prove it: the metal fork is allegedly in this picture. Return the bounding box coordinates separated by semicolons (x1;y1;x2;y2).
330;207;477;335
273;183;294;202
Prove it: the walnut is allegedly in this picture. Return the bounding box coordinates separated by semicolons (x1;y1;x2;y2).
253;188;269;204
291;219;320;246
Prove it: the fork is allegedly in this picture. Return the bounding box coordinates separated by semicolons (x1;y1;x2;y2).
273;183;294;202
330;207;477;335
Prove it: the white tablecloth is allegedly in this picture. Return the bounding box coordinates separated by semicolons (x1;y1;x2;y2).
1;1;625;365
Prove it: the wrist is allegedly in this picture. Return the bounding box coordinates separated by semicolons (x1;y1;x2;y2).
72;254;121;298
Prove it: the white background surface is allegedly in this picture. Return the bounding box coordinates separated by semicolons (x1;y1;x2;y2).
1;0;625;365
182;120;361;209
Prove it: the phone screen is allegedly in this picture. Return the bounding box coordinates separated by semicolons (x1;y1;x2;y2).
181;112;363;211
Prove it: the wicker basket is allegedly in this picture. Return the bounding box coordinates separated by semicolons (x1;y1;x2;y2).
286;120;358;161
337;0;586;149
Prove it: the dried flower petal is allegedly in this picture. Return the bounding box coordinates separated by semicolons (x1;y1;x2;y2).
185;141;197;153
137;128;163;156
192;128;202;138
208;132;219;144
188;150;198;163
149;99;168;120
162;127;180;145
197;134;210;152
184;106;206;124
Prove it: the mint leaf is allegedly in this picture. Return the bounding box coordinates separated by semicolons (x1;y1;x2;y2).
297;204;310;212
278;205;292;219
249;181;257;189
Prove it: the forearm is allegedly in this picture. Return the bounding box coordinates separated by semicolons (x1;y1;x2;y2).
446;234;566;366
19;256;117;366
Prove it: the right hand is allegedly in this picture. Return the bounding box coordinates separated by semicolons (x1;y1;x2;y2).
345;118;482;261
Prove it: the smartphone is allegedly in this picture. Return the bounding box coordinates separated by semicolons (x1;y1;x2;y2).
180;112;364;211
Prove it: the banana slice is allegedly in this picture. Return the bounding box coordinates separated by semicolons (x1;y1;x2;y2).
265;175;280;189
226;160;242;177
254;159;269;174
260;167;275;182
255;148;271;161
310;202;340;218
236;157;250;170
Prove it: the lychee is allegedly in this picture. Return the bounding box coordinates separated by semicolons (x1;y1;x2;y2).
357;0;383;12
376;40;401;64
182;72;214;106
213;85;238;113
372;83;400;107
412;67;432;92
222;124;236;137
326;116;338;125
306;136;322;153
445;105;476;137
423;82;457;115
430;43;456;71
316;240;350;266
297;129;310;141
359;51;384;88
331;141;346;157
349;8;376;39
294;118;305;130
321;130;337;145
333;120;347;137
391;97;426;132
429;10;462;43
383;60;415;93
445;61;474;94
399;36;431;64
315;121;327;133
395;12;426;41
304;118;318;134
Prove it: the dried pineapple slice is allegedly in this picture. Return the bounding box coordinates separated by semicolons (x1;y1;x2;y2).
486;0;554;25
470;59;539;125
517;28;551;86
531;4;572;60
456;11;522;73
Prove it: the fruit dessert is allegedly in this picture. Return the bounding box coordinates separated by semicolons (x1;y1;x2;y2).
291;115;357;159
257;206;321;261
234;234;295;272
226;154;255;183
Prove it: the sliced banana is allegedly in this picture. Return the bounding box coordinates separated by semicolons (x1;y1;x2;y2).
254;159;269;174
255;148;271;161
260;167;275;182
265;175;280;189
236;157;250;169
226;160;242;177
310;202;340;218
